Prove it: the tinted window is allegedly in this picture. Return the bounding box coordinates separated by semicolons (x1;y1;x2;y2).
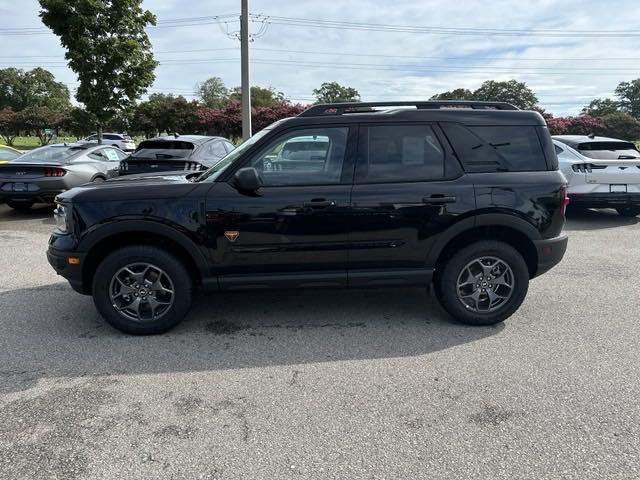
208;141;227;158
132;141;194;160
554;144;564;154
104;134;121;140
249;127;348;186
469;126;546;171
102;148;124;161
443;124;546;172
577;141;640;160
357;125;444;183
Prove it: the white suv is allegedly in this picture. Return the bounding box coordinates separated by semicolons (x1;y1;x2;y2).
78;133;136;152
553;135;640;217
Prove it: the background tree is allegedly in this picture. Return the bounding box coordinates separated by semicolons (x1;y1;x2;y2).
472;80;538;109
312;82;360;103
0;108;20;146
598;112;640;140
39;0;158;144
58;107;96;139
582;98;620;117
429;88;474;101
0;67;70;112
546;115;604;136
16;106;60;145
230;86;286;108
196;77;229;108
614;79;640;119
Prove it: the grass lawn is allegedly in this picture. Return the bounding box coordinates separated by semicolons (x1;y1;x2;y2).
0;136;78;151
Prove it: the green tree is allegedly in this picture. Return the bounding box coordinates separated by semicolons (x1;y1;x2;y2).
582;98;620;117
132;93;200;136
615;79;640;119
58;107;96;139
39;0;158;143
0;108;20;146
196;76;229;108
230;86;286;108
0;67;70;112
312;82;360;103
598;112;640;140
429;88;474;101
17;106;60;145
472;80;538;109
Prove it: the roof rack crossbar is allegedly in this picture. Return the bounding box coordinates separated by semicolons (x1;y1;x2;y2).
298;101;519;117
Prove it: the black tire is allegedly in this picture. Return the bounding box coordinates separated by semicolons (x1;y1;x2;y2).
436;240;529;326
7;201;34;211
92;176;106;184
92;246;193;334
616;206;640;218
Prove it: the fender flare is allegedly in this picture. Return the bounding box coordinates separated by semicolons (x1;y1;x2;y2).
78;219;210;279
426;213;541;267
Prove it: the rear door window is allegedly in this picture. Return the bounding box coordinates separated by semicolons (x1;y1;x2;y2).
356;124;445;183
442;124;547;172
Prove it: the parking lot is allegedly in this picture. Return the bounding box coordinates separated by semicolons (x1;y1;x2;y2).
0;204;639;479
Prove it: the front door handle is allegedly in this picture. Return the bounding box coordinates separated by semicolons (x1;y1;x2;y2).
423;194;457;204
303;199;336;208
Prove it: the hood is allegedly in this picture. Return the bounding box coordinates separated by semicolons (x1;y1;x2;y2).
57;172;201;203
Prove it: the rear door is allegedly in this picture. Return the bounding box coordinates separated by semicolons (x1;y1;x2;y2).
348;123;475;287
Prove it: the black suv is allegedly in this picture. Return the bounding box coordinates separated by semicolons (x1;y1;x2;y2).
47;101;568;334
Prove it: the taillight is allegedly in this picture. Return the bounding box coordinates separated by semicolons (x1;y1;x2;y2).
560;186;570;217
572;163;592;173
44;167;66;177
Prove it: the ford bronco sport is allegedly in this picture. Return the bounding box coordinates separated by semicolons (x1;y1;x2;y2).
47;101;568;334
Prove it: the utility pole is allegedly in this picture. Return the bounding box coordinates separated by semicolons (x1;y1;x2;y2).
240;0;252;140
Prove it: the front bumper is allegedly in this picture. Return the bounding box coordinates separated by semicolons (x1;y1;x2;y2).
569;193;640;208
47;246;89;294
533;234;568;277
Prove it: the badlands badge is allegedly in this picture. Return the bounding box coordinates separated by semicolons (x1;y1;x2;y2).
224;231;240;242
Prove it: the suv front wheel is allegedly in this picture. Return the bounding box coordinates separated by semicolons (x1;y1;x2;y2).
436;240;529;326
92;246;193;334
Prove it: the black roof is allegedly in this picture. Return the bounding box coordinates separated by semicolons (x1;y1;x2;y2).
290;101;545;127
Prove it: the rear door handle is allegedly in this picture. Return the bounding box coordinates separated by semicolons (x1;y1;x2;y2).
422;195;457;204
303;199;336;208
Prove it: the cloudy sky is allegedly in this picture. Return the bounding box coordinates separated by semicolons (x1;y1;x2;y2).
2;0;640;115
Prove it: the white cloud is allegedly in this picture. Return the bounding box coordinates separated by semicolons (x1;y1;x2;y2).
1;0;639;115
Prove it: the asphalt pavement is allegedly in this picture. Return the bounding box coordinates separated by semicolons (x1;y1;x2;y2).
0;203;639;479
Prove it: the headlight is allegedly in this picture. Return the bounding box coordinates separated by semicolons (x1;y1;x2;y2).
54;204;70;233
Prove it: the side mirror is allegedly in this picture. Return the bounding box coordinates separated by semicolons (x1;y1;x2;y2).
232;167;263;193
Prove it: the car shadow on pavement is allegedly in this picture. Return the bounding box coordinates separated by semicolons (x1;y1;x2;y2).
0;283;503;394
564;207;638;231
0;204;55;224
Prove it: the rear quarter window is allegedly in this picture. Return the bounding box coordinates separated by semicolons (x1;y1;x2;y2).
442;124;548;172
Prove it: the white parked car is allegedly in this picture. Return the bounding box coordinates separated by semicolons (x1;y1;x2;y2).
553;135;640;217
78;133;136;152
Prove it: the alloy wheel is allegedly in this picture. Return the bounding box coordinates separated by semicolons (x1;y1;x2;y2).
456;256;515;313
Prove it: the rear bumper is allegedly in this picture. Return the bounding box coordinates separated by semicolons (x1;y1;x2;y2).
569;193;640;208
533;234;568;277
47;246;89;294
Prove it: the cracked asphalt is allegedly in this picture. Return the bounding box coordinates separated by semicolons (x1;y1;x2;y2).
1;203;639;479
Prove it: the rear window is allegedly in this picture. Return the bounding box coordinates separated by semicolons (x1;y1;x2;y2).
12;145;77;164
104;134;122;140
442;124;547;172
577;142;640;160
132;141;195;160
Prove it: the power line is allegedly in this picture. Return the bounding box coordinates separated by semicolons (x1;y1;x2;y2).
257;14;640;38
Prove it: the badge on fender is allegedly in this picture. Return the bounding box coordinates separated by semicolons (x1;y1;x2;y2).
224;231;240;242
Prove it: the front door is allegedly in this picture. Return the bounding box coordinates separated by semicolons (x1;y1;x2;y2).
348;123;475;287
206;126;357;290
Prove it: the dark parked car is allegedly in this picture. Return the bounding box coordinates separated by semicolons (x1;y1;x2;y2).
119;135;235;176
0;143;127;210
48;101;568;334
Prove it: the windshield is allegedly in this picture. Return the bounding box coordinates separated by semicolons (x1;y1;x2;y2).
197;126;275;182
578;141;640;160
12;145;78;164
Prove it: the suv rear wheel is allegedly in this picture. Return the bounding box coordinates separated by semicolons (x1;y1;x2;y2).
92;246;193;334
436;240;529;326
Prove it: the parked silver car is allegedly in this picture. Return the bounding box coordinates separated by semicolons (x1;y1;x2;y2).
78;132;136;152
0;143;127;210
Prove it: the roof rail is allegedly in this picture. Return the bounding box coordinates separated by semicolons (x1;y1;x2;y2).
298;101;519;117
